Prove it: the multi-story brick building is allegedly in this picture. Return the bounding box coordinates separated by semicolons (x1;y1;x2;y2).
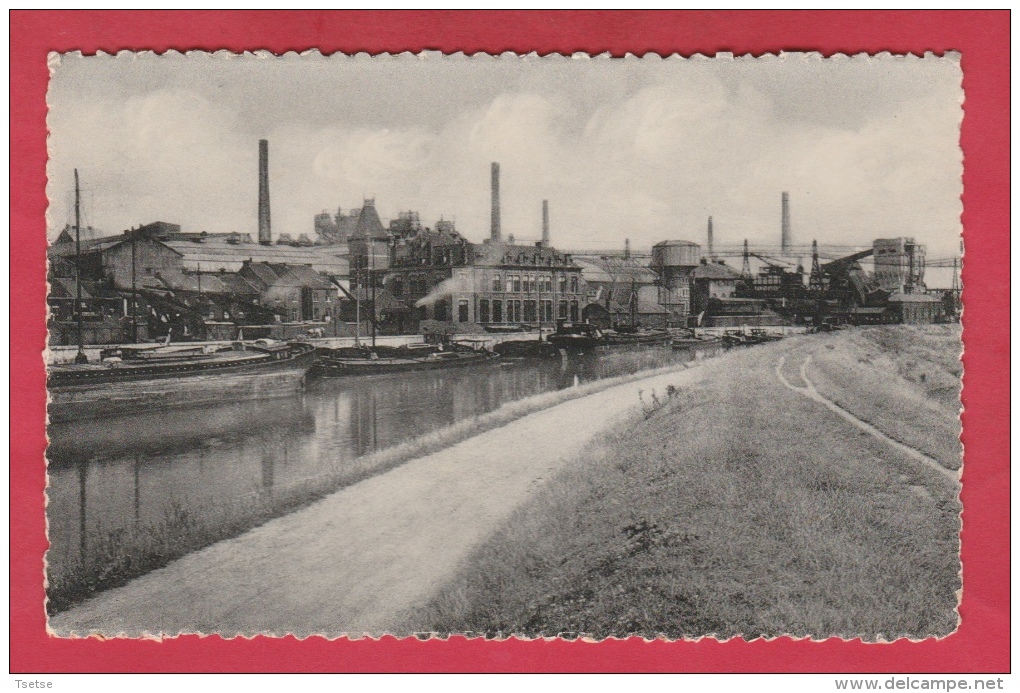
353;211;586;331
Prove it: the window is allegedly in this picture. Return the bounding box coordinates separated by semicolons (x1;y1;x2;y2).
558;274;567;292
479;299;490;323
507;300;521;323
458;300;470;322
523;300;536;322
542;300;553;322
492;300;503;322
435;299;448;321
570;300;580;322
544;275;553;292
558;300;568;319
512;275;521;292
570;276;579;293
492;274;502;292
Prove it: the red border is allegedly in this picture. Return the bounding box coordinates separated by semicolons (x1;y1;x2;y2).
10;10;1009;673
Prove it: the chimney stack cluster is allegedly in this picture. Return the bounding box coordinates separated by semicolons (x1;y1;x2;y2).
258;139;272;245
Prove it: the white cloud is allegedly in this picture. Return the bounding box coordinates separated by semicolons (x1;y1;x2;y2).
47;54;962;260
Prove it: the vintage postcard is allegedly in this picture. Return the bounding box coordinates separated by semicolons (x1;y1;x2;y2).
44;50;963;641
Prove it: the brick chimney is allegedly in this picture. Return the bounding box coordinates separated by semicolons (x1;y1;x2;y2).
541;199;550;246
490;162;501;242
781;192;791;254
707;216;714;257
258;140;271;245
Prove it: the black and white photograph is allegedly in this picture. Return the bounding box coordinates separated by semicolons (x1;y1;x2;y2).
45;51;963;640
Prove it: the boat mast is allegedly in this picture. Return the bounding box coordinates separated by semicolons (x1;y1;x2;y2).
73;169;88;364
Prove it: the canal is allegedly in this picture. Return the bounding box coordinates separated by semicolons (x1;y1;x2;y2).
45;346;699;586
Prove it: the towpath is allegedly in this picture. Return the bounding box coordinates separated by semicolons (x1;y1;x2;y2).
51;364;700;639
776;353;959;484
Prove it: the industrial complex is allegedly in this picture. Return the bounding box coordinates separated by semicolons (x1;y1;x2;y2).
48;140;961;346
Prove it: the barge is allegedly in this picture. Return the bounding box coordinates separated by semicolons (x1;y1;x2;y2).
313;342;500;378
47;340;316;423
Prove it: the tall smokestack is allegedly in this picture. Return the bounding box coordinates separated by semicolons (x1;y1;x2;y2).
781;191;791;254
258;139;271;245
541;199;550;246
490;162;501;242
624;238;631;260
707;216;714;258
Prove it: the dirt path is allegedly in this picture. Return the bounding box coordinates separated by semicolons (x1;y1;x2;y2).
50;365;700;639
776;354;959;484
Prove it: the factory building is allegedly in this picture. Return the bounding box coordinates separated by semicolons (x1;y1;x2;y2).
873;237;927;293
238;262;337;323
356;164;586;332
574;256;667;329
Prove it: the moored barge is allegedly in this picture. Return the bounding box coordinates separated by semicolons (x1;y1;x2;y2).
47;340;316;423
313;342;500;378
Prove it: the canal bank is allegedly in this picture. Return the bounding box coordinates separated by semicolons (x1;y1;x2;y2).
47;345;715;616
415;326;962;640
50;357;711;637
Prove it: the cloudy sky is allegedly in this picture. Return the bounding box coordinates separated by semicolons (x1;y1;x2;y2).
48;51;962;260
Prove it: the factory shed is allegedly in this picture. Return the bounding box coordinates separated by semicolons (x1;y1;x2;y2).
887;292;943;324
237;261;338;323
163;238;349;276
690;260;742;315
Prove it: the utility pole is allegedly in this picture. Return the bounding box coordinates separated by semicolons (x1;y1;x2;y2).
370;244;376;349
73;169;88;364
131;226;138;343
354;261;361;347
630;277;637;328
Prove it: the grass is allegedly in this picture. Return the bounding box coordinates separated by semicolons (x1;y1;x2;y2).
411;330;962;640
47;356;700;616
804;326;962;470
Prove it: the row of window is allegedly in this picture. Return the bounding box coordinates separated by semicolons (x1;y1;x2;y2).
471;299;580;324
389;273;583;300
492;273;579;294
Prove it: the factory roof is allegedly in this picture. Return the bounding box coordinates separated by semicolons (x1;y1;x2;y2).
239;262;336;291
48;276;92;300
471;240;571;267
266;263;336;290
48;235;142;258
151;267;230;294
888;292;940;303
163;238;348;275
54;224;106;245
691;262;741;280
213;273;261;296
653;239;701;248
350;200;388;240
574;257;658;284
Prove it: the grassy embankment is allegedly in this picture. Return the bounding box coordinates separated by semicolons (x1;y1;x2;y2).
415;327;962;640
804;326;962;470
47;357;696;615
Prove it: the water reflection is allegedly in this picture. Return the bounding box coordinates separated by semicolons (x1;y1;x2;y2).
46;346;697;582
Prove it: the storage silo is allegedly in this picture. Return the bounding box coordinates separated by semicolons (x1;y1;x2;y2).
651;240;701;322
